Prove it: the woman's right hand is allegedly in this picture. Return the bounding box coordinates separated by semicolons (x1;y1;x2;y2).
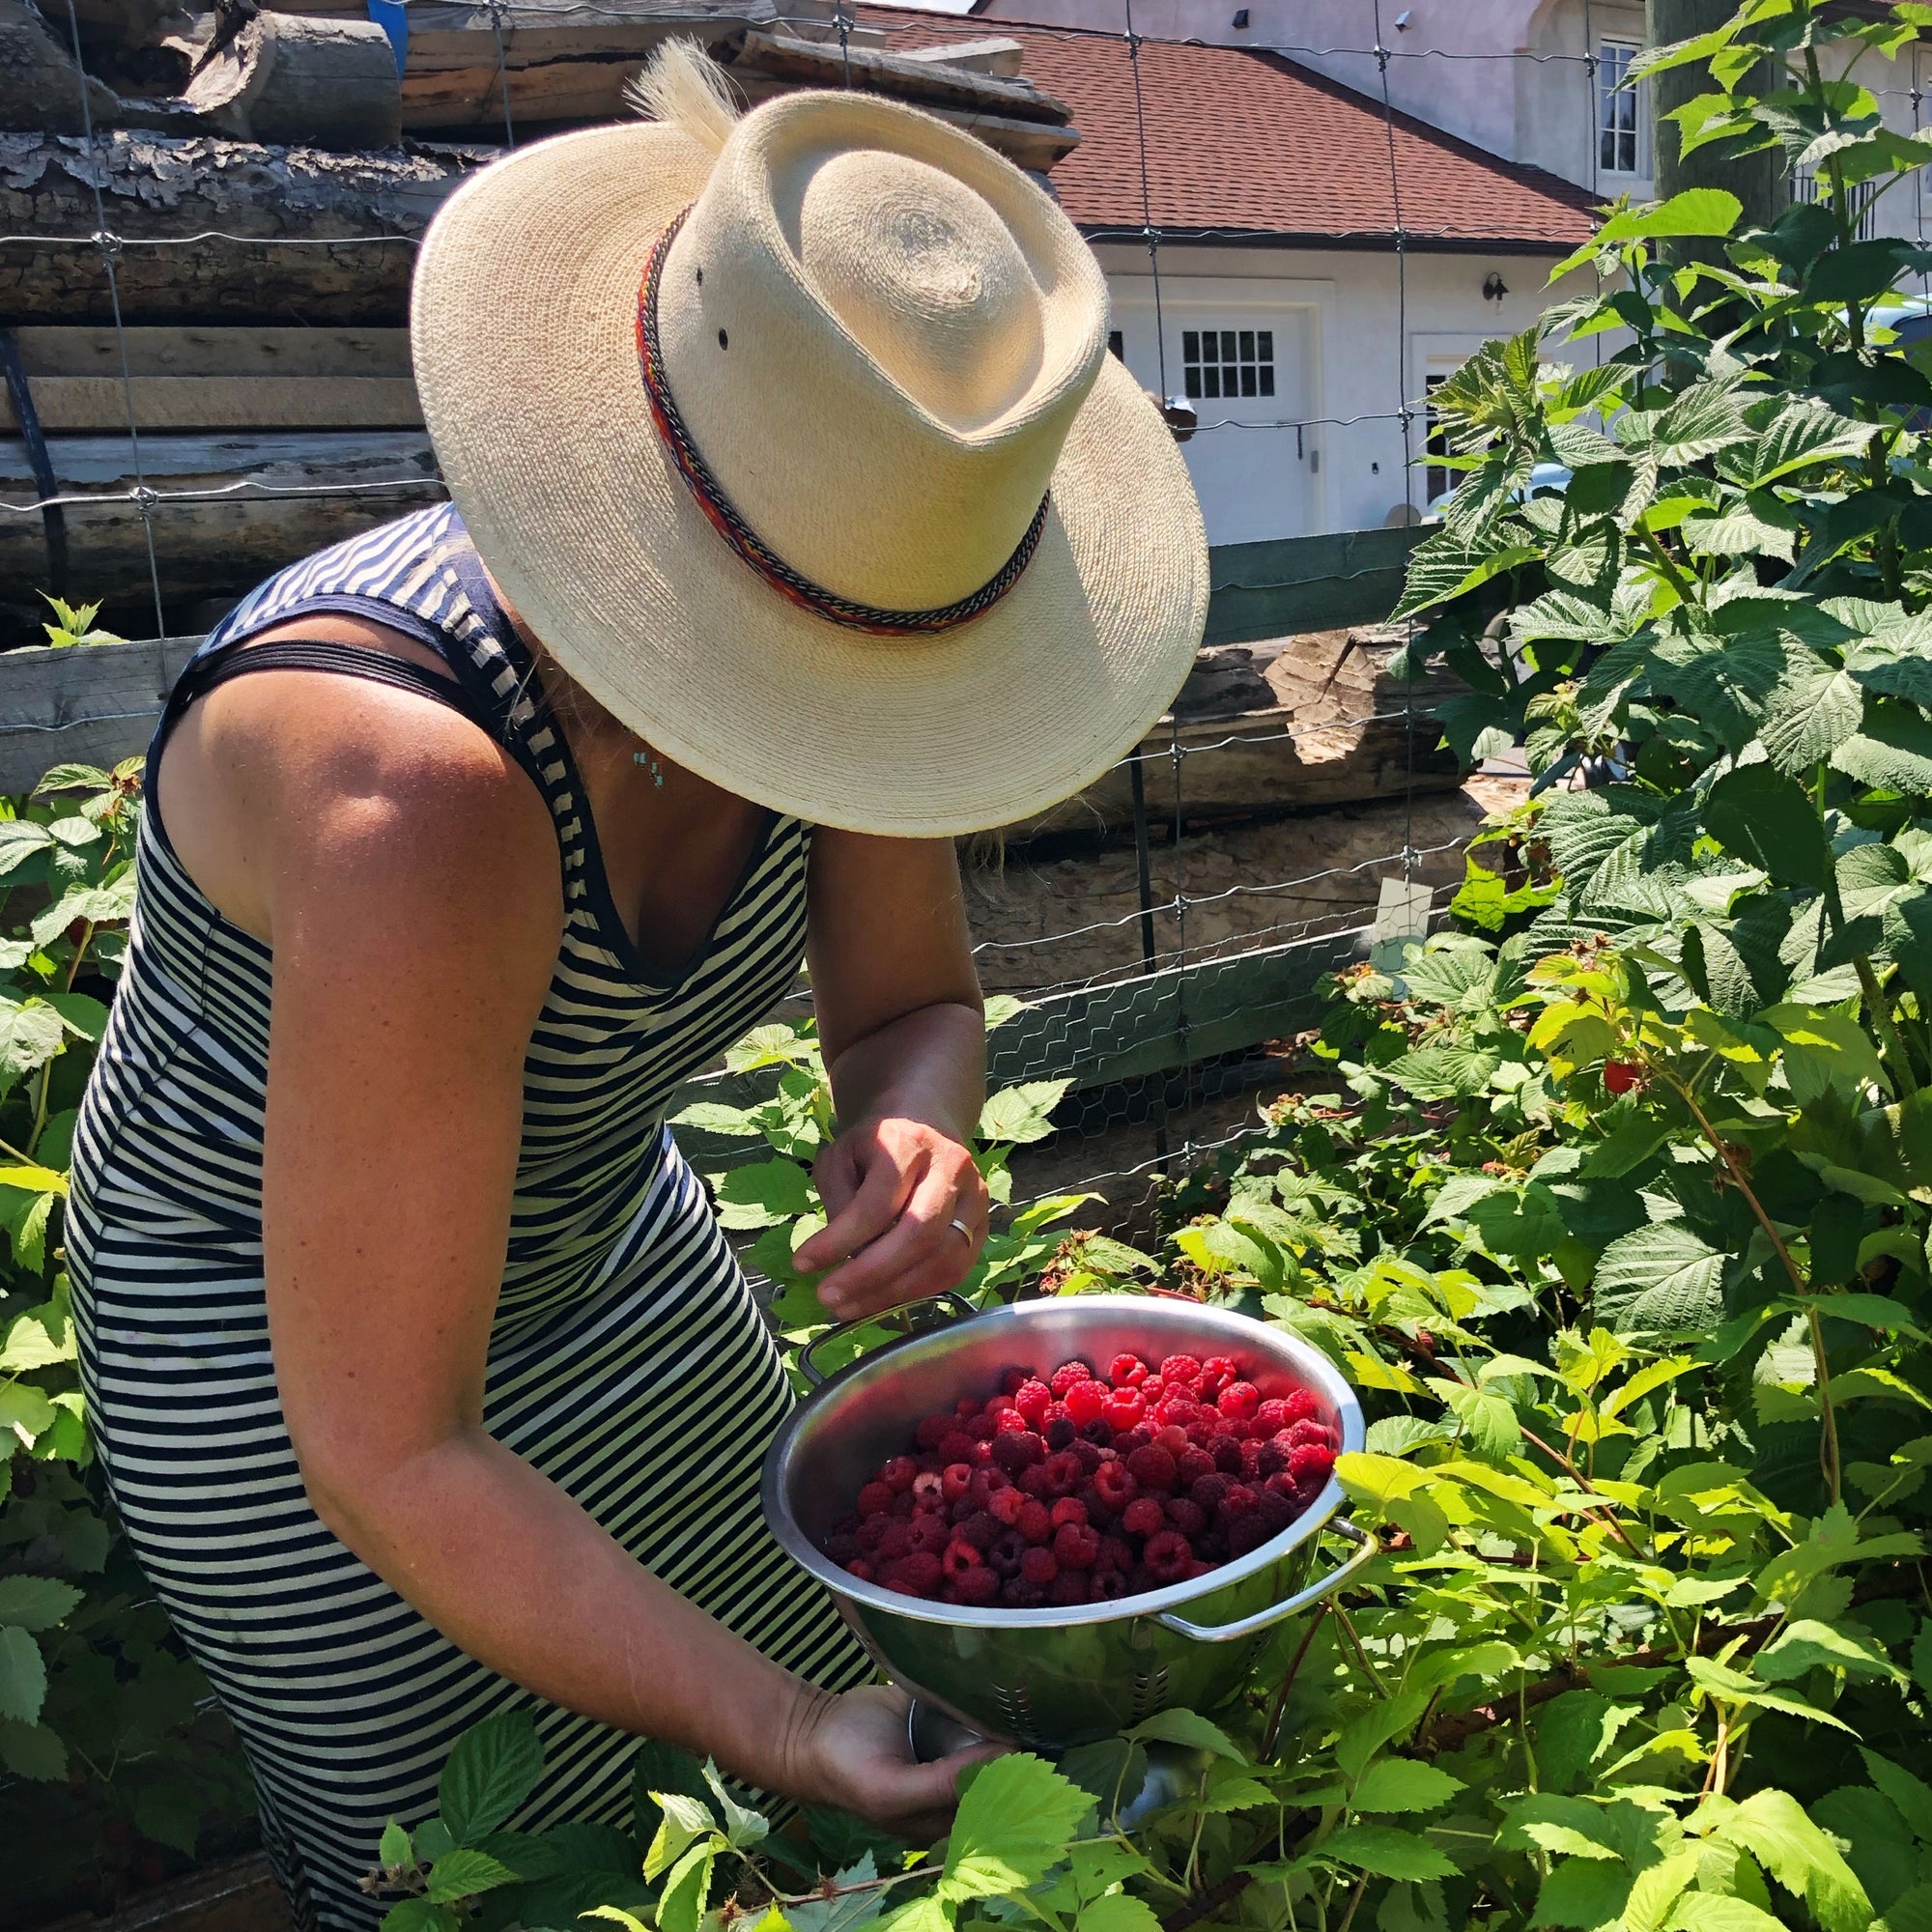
784;1683;1002;1844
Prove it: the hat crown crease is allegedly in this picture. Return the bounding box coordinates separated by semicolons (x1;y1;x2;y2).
657;93;1109;613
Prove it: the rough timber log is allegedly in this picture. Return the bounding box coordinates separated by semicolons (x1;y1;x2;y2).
183;13;404;152
0;130;483;327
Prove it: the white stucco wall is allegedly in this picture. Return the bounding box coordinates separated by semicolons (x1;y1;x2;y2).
1097;240;1598;546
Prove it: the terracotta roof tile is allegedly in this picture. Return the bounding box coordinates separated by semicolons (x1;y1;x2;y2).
860;10;1598;251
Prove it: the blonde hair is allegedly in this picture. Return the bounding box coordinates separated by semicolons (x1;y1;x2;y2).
624;39;741;155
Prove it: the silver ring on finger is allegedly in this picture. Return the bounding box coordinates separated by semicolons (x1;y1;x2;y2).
949;1216;975;1247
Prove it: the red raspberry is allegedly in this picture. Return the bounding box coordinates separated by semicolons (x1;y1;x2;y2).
857;1481;894;1518
1092;1461;1138;1513
1100;1533;1135;1571
1153;1421;1188;1453
992;1430;1045;1476
1002;1577;1045;1608
985;1393;1016;1418
1289;1418;1338;1451
942;1538;982;1579
987;1487;1027;1526
969;1465;1012;1509
940;1463;972;1504
1125;1443;1178;1491
1257;1433;1291;1478
1155;1395;1202;1430
1218;1380;1261;1423
1140;1375;1167;1406
1091;1568;1128;1599
987;1529;1028;1577
910;1515;952;1554
957;1511;1000;1551
938;1430;978;1464
1017;1498;1054;1546
1064;1379;1108;1428
970;1439;994;1465
994;1408;1029;1435
893;1550;944;1596
1108;1353;1149;1387
1113;1425;1153;1458
1210;1436;1245;1475
1102;1388;1147;1432
1142;1530;1193;1583
1200;1356;1238;1398
912;1470;944;1506
1254;1492;1295;1538
1160;1354;1203;1391
1604;1059;1640;1095
955;1397;981;1418
952;1567;1000;1605
1175;1443;1215;1485
1289;1442;1336;1483
915;1415;950;1451
1050;1496;1090;1528
1048;1572;1091;1606
1019;1465;1053;1497
857;1519;887;1552
1165;1495;1207;1537
1122;1496;1166;1538
1264;1470;1297;1501
1042;1451;1085;1497
882;1456;919;1492
1228;1515;1272;1556
1217;1483;1258;1524
846;1557;874;1582
1013;1378;1052;1425
1191;1472;1232;1513
1020;1545;1059;1586
1054;1520;1102;1569
1280;1388;1321;1426
1072;1438;1107;1474
1001;1367;1030;1396
1049;1361;1095;1397
966;1414;998;1442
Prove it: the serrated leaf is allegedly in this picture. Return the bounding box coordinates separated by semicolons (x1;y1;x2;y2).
0;1000;66;1101
938;1753;1093;1901
1124;1709;1246;1761
1833;703;1932;793
1758;655;1864;774
977;1080;1069;1146
0;1626;47;1722
438;1711;544;1845
1350;1760;1464;1814
1703;764;1831;889
379;1820;412;1869
1317;1823;1457;1881
0;1718;66;1780
424;1849;518;1903
1593;1223;1726;1334
1747;398;1876;486
1713;1788;1871;1932
0;1577;82;1631
1755;1617;1906;1682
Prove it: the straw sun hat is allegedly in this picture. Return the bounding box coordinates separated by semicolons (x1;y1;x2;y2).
411;43;1208;837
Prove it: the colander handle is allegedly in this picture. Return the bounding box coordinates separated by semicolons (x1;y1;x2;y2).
1153;1517;1378;1643
798;1290;980;1386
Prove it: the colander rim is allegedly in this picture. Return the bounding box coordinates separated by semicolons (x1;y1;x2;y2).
760;1295;1364;1632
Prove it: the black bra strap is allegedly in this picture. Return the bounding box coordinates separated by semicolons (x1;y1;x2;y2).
160;638;487;741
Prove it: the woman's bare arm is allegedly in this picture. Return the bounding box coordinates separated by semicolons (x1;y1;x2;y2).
794;832;989;1319
166;662;978;1832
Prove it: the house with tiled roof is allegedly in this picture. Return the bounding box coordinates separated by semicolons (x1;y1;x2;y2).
858;4;1601;544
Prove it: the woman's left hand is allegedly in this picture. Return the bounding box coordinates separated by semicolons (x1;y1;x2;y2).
792;1115;988;1321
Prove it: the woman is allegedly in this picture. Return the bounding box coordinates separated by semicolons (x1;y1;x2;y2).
68;44;1206;1932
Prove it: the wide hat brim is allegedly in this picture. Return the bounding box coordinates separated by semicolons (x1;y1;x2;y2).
411;119;1209;838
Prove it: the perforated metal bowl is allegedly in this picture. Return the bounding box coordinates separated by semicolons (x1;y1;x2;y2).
761;1294;1374;1748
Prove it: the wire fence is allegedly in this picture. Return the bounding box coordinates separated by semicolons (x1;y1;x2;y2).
12;0;1871;1226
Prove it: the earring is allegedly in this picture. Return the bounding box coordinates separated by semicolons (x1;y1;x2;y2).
634;747;664;788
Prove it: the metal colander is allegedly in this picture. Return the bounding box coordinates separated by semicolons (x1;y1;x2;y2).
761;1294;1375;1749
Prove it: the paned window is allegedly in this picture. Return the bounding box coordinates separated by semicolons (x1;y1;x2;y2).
1599;38;1640;176
1182;327;1275;402
1793;162;1883;242
1424;374;1454;503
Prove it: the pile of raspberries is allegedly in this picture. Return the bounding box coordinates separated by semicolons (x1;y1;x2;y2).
823;1351;1339;1608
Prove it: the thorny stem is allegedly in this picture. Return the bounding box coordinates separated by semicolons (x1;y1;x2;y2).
1332;1874;1371;1932
1634;522;1697;604
1855;952;1920;1096
772;1867;927;1909
1262;1604;1332;1761
1805;1304;1844;1508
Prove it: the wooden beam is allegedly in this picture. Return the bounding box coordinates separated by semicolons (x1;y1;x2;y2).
10;377;424;433
12;327;412;380
1203;525;1427;645
0;637;204;795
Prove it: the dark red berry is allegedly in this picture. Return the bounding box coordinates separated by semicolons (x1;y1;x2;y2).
1160;1354;1203;1391
1093;1460;1138;1512
987;1528;1028;1577
1050;1495;1089;1528
953;1567;1000;1605
1017;1498;1054;1545
1191;1472;1232;1513
1014;1378;1052;1425
1143;1529;1193;1583
1019;1545;1059;1585
1091;1567;1129;1599
1219;1380;1260;1422
1109;1352;1148;1387
1054;1520;1101;1568
942;1538;982;1579
1165;1495;1207;1537
857;1480;894;1518
1125;1443;1177;1491
1122;1495;1165;1538
1049;1361;1094;1397
1002;1577;1045;1608
1048;1571;1090;1605
1210;1435;1245;1475
893;1550;943;1596
1604;1059;1640;1094
992;1429;1045;1475
883;1456;918;1492
1102;1388;1147;1431
1065;1380;1108;1428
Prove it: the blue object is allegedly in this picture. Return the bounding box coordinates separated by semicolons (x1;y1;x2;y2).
366;0;407;77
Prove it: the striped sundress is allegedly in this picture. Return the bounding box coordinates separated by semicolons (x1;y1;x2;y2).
67;504;867;1932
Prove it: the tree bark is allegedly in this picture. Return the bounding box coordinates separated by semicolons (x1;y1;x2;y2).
1646;0;1789;248
0;129;485;327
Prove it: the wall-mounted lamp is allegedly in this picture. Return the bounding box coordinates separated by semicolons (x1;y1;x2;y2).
1482;270;1509;302
1162;396;1199;442
1232;8;1249;25
1394;9;1411;29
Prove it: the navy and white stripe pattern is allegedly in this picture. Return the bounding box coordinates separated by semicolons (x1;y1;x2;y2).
67;506;867;1932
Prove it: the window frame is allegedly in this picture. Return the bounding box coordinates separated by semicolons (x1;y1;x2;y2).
1180;326;1277;405
1597;36;1643;179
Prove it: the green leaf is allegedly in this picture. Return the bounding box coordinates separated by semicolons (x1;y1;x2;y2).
1392;523;1542;622
423;1849;518;1903
1758;655;1865;775
669;1100;763;1137
0;1381;56;1449
1077;1896;1162;1932
644;1791;718;1881
0;1718;66;1780
1350;1760;1464;1814
1431;1378;1523;1461
977;1080;1070;1146
1715;1788;1872;1932
1878;1886;1932;1932
1664;1901;1788;1932
1861;1748;1932;1840
1747;398;1875;487
381;1904;459;1932
438;1711;545;1845
1833;704;1932;795
0;1626;47;1723
0;1577;82;1631
713;1157;814;1228
0;1309;73;1373
1534;1856;1632;1929
1593;1223;1727;1334
379;1820;412;1869
1124;1709;1247;1761
1755;1618;1906;1682
938;1753;1094;1902
1703;764;1831;889
1318;1823;1457;1881
0;999;67;1101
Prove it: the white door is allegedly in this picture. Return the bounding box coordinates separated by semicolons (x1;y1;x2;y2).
1108;276;1327;547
